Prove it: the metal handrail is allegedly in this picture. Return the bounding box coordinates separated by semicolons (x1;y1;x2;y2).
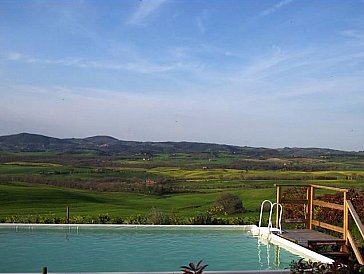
259;200;273;229
259;200;282;235
271;202;282;234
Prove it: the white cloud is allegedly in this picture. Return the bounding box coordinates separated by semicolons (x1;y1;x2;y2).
196;10;209;34
341;29;364;47
7;52;23;61
3;51;193;74
238;48;288;80
128;0;167;26
260;0;294;16
196;17;206;34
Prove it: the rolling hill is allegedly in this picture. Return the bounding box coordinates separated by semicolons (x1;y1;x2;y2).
0;132;362;157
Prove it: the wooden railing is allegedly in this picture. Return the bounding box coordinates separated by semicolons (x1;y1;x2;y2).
347;200;364;265
276;184;364;265
309;184;348;239
275;184;310;226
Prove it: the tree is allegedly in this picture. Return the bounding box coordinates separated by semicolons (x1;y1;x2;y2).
215;193;245;214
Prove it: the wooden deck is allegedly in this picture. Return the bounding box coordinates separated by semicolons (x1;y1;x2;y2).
274;184;364;265
279;229;345;248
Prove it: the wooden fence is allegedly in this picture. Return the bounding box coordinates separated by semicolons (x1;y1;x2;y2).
275;184;364;265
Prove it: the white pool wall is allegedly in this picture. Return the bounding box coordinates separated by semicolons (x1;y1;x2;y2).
252;226;334;264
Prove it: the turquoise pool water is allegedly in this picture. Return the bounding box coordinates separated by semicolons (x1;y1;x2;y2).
0;226;300;272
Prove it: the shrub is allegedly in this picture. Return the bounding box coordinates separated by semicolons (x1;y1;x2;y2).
0;213;258;225
206;205;224;216
215;193;245;214
290;259;349;274
98;214;111;224
124;214;147;224
281;187;307;223
316;188;364;223
147;209;170;225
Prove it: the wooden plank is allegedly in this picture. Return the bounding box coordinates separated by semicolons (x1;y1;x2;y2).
274;184;310;187
280;229;345;246
309;186;314;229
347;200;364;239
312;220;344;233
322;251;349;258
281;229;344;241
281;199;308;204
284;218;307;224
347;231;364;265
312;200;344;211
311;184;348;192
307;186;311;229
310;242;345;246
343;192;348;241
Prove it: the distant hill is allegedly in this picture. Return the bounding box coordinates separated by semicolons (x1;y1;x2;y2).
0;132;362;157
0;133;64;145
83;136;119;145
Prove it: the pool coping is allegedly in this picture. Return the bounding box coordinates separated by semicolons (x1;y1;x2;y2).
251;227;334;264
0;224;330;274
1;269;291;274
0;223;256;230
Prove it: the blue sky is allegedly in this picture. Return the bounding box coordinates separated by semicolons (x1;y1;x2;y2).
0;0;364;150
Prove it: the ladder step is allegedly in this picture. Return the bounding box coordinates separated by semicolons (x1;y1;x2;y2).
322;251;350;258
284;218;306;224
309;240;346;246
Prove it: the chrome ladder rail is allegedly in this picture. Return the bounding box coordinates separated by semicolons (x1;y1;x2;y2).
258;200;282;235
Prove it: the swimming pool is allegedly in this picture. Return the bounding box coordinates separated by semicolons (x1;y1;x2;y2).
0;225;300;273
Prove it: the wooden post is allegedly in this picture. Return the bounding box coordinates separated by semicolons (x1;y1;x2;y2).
309;185;314;230
306;186;311;229
276;185;281;228
341;192;349;253
66;206;70;224
42;267;47;274
343;192;348;241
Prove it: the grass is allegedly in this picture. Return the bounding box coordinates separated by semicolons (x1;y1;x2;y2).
1;152;364;222
0;183;275;219
3;161;63;167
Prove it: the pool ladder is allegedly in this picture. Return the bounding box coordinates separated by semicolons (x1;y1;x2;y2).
258;200;282;235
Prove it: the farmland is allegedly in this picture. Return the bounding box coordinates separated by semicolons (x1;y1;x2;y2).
1;148;364;223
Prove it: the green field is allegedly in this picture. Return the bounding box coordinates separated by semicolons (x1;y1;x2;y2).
0;152;364;223
0;184;275;218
